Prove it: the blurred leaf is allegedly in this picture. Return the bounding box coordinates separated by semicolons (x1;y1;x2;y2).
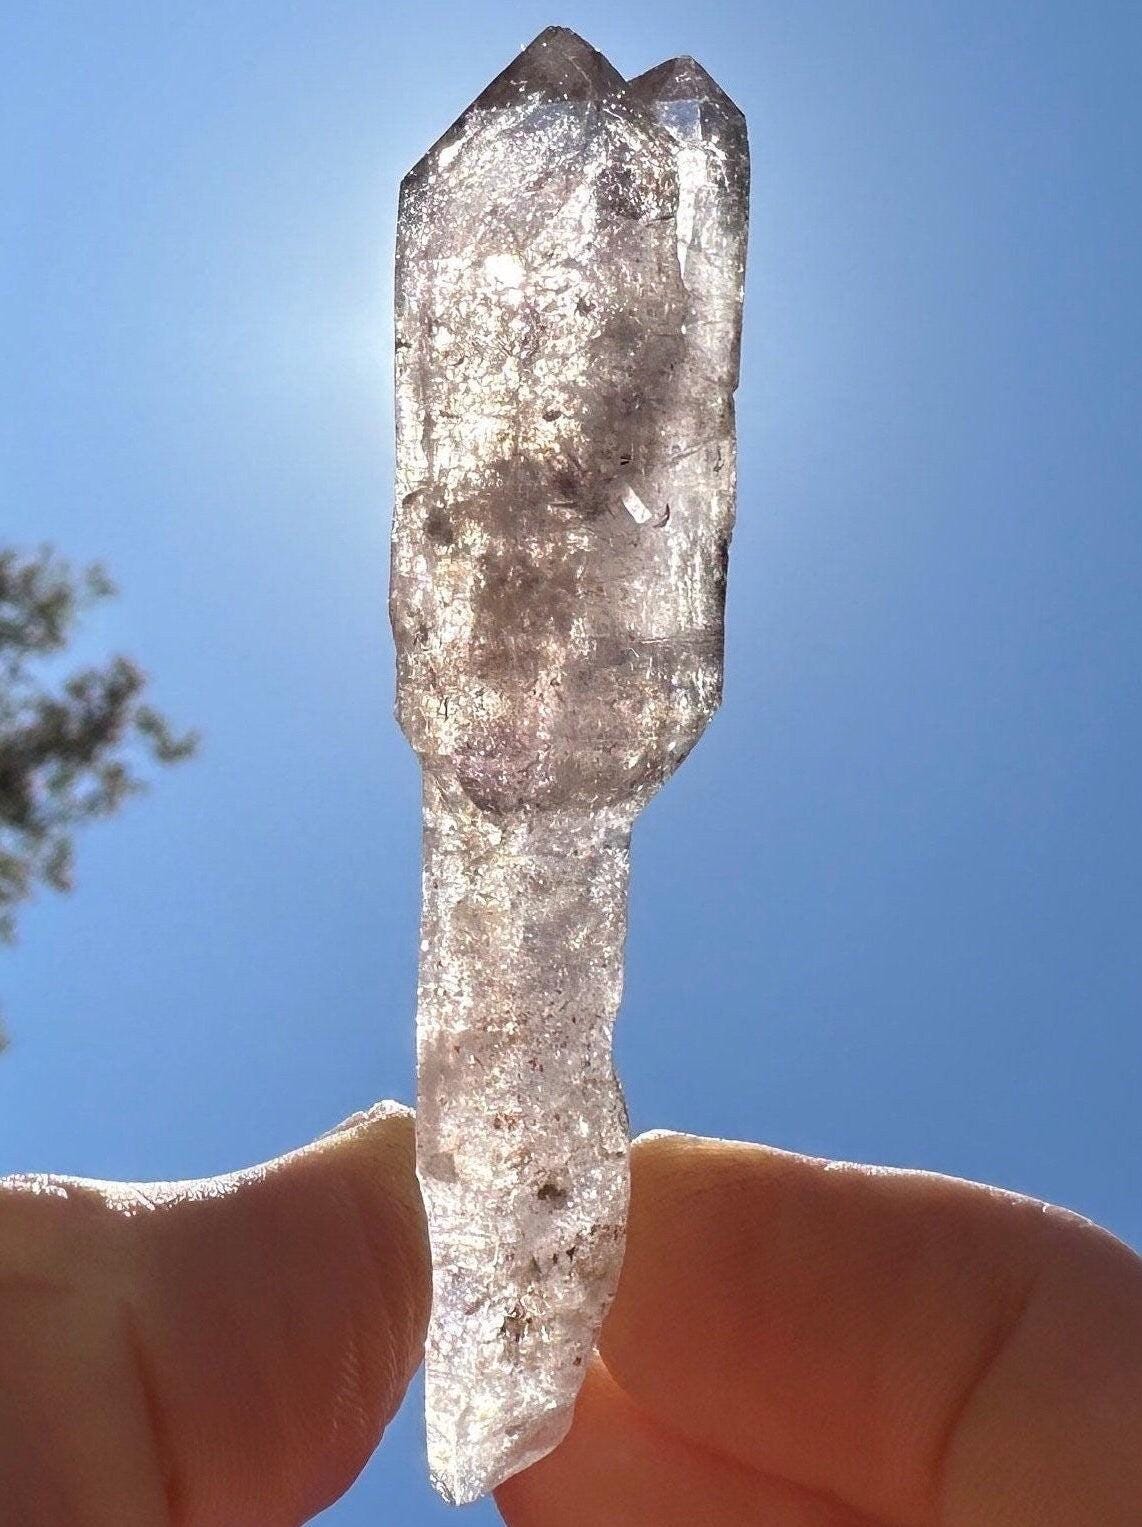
0;546;197;1039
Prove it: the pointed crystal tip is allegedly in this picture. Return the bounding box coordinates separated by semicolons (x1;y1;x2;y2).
475;26;625;109
627;54;743;119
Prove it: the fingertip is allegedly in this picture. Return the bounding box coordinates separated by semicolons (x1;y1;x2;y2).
317;1098;415;1142
285;1097;430;1381
630;1127;821;1181
601;1133;1057;1523
131;1103;431;1522
297;1100;427;1303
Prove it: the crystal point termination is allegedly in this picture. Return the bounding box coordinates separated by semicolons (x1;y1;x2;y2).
390;25;748;1505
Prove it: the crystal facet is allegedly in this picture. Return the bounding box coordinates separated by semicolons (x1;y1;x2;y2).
390;26;748;1504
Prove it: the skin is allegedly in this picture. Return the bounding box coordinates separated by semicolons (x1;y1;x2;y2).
0;1108;1139;1525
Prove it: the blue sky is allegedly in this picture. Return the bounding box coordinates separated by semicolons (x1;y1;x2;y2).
2;2;1139;1521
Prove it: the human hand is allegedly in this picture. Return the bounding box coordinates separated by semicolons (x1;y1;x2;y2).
0;1103;428;1525
498;1132;1142;1526
2;1116;1139;1525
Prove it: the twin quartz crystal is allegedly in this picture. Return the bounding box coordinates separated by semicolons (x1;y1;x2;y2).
389;25;749;1504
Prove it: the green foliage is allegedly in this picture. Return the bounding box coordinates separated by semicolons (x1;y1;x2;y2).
0;547;197;1046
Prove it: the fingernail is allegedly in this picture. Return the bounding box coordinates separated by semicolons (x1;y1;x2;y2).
322;1099;414;1139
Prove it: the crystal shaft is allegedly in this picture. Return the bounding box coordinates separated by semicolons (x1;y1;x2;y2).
416;776;630;1502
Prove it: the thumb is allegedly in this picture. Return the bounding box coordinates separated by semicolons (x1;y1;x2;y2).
499;1131;1142;1527
0;1103;429;1527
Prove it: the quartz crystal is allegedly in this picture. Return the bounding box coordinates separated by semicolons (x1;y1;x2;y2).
390;25;748;1504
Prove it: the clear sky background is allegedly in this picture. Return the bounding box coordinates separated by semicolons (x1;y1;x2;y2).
2;2;1139;1522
